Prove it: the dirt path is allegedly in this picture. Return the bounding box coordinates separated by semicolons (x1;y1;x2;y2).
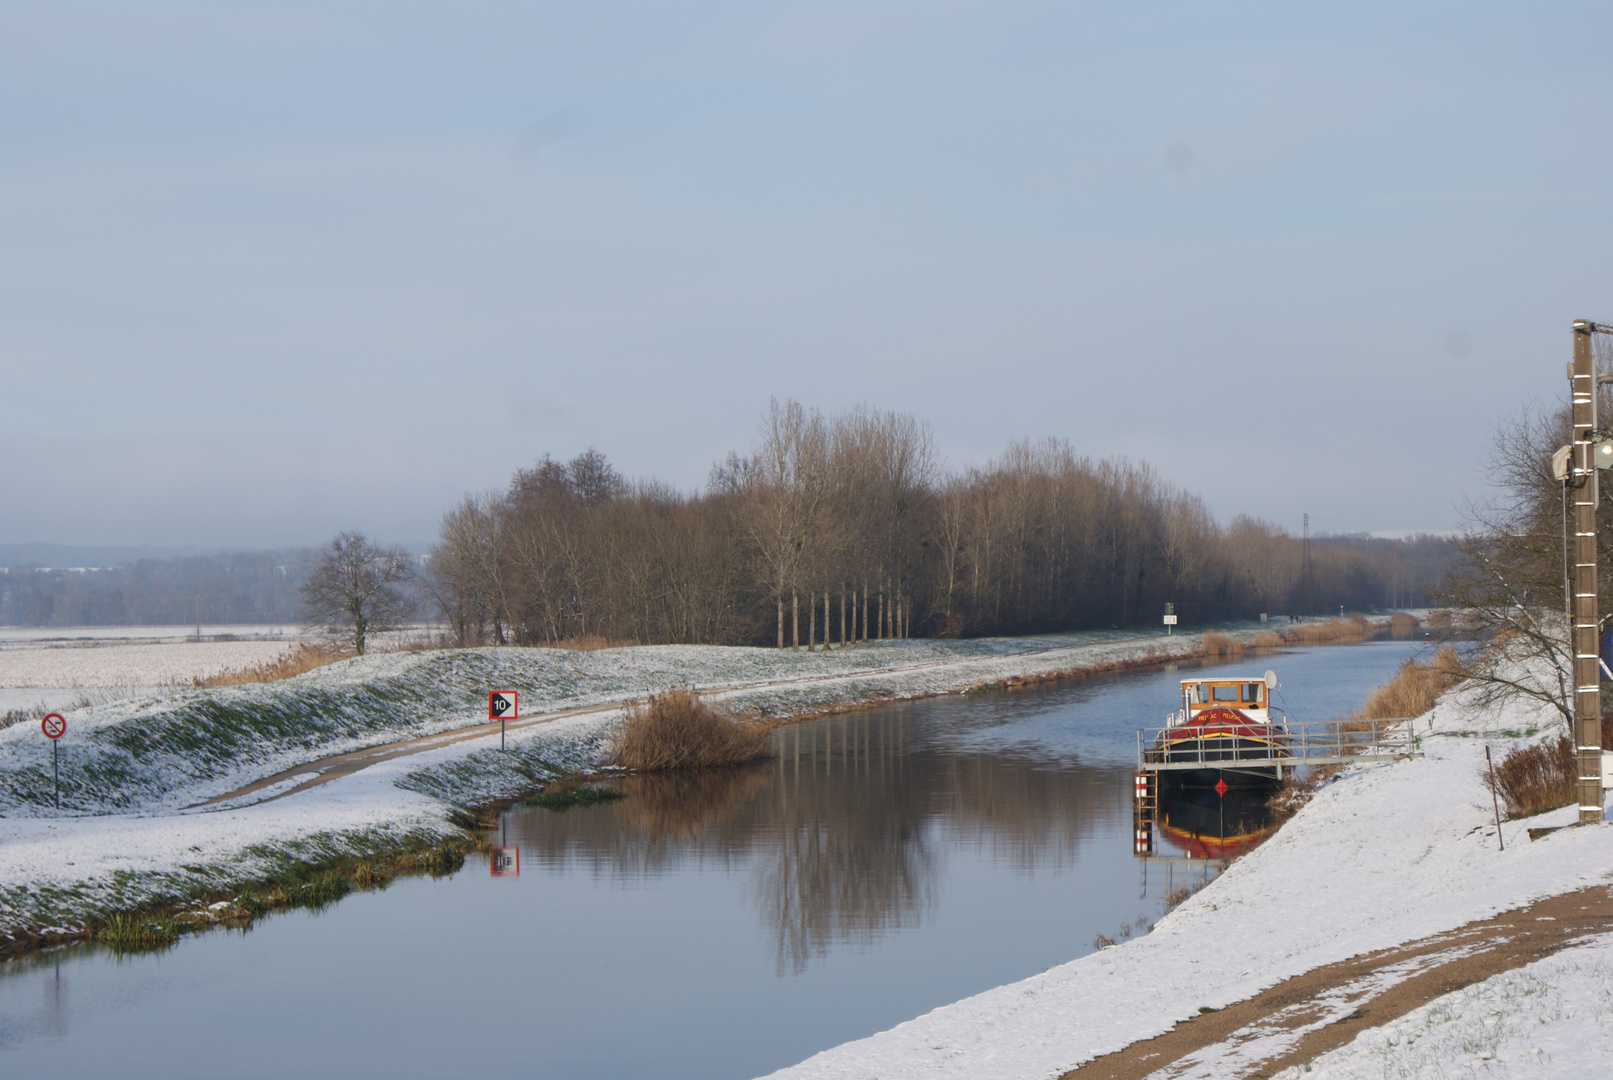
187;700;621;810
1063;882;1613;1080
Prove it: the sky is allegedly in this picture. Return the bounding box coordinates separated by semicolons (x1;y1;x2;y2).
4;2;1613;549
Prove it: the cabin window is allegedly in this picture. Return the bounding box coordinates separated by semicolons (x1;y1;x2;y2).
1186;685;1205;705
1211;685;1239;703
1243;683;1262;703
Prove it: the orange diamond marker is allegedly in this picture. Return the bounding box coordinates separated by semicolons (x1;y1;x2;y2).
1214;778;1229;797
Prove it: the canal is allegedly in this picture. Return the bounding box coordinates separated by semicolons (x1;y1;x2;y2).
0;638;1426;1079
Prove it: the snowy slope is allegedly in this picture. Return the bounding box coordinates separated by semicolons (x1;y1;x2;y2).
761;677;1613;1079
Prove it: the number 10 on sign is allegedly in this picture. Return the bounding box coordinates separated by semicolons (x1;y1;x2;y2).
489;692;517;750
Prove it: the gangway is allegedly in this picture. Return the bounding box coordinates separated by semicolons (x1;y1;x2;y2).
1131;717;1419;855
1135;716;1419;776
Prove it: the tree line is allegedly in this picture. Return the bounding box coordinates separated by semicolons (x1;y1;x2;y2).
0;552;316;627
426;400;1453;648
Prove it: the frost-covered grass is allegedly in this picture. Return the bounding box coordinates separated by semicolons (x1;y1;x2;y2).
0;640;300;688
0;629;1206;817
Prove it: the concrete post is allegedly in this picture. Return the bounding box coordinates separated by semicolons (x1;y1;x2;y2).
1570;321;1604;824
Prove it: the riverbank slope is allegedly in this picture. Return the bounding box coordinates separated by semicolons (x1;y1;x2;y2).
762;671;1613;1079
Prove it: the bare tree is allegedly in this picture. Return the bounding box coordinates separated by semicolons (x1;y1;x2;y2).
302;532;415;655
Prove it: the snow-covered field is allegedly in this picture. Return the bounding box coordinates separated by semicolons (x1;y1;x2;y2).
763;675;1613;1080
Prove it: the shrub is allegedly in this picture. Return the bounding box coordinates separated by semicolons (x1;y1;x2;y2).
1200;631;1245;660
1486;736;1576;818
1253;631;1286;649
613;688;771;771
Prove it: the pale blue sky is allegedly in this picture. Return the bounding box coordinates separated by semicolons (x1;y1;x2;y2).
4;2;1611;547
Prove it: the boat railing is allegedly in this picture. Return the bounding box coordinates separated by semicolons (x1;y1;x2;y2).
1135;717;1419;771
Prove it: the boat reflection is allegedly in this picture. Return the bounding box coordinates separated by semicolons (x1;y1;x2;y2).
1154;785;1275;860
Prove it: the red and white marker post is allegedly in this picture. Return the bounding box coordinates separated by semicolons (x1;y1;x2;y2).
41;713;65;811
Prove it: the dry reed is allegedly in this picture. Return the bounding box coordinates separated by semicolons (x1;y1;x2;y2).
1200;631;1245;660
613;688;772;771
1283;614;1374;645
193;643;352;687
1387;612;1420;639
1252;631;1286;649
1353;645;1461;721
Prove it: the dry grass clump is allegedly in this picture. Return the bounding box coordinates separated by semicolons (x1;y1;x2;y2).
1252;631;1286;649
1200;631;1245;660
1285;614;1374;645
194;643;352;687
1485;736;1576;818
613;688;772;772
1353;645;1461;721
1387;612;1420;638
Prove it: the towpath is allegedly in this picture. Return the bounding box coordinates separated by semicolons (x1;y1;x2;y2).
1064;882;1613;1080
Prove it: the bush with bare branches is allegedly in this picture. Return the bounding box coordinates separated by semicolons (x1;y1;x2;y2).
613;688;772;771
1485;737;1576;818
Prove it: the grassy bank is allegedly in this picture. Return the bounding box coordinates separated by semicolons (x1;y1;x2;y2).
0;826;477;960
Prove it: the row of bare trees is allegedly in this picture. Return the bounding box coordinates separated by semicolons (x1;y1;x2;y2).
427;400;1452;648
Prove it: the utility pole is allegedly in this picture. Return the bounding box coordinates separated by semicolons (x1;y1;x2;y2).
1570;320;1605;825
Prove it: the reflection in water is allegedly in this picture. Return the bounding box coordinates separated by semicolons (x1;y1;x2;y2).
1157;788;1275;859
506;705;1124;973
43;961;64;1039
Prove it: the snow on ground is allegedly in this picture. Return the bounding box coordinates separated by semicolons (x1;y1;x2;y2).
1272;933;1613;1079
761;673;1613;1080
0;640;299;688
0;628;1209;941
0;624;303;646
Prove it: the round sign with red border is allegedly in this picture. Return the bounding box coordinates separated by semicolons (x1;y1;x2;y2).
41;713;66;740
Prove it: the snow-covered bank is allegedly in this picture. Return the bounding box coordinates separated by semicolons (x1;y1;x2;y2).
762;674;1613;1079
0;627;1223;946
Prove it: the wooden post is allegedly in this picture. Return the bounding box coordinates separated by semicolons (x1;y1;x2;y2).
1571;321;1605;824
1485;745;1504;850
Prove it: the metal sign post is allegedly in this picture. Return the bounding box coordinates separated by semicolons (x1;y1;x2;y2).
1163;603;1176;636
488;691;517;751
41;713;66;811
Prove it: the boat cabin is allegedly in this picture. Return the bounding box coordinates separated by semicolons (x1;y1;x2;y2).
1172;676;1273;725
